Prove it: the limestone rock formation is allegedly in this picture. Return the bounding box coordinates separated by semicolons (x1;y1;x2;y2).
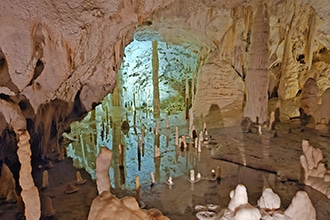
95;147;112;194
217;184;315;220
88;191;169;220
257;187;281;210
299;139;330;199
88;147;169;220
0;0;330;166
0;0;330;218
284;191;316;220
0;163;15;199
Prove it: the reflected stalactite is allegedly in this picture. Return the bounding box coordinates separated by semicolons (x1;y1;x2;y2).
141;129;145;156
152;41;160;118
137;136;141;171
66;107;194;190
133;110;137;135
154;155;161;183
175;144;179;163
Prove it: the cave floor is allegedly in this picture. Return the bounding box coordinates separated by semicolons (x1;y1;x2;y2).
1;117;330;220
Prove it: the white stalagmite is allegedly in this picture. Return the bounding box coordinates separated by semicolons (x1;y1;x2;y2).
95;147;112;194
17;130;41;220
175;127;179;146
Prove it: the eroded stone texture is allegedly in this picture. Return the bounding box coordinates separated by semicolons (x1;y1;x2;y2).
0;0;329;161
0;164;15;199
95;147;112;194
219;184;315;220
284;191;316;220
300;139;330;199
89;147;169;219
1;0;330;218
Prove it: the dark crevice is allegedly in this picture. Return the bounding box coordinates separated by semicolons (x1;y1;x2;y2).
28;59;44;86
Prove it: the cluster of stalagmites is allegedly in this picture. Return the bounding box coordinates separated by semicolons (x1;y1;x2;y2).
88;147;169;220
300;139;330;199
195;184;315;220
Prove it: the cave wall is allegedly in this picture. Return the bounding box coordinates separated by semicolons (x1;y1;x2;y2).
148;0;330;124
0;0;330;158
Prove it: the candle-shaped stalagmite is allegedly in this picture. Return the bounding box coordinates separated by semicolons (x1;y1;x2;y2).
175;127;179;146
166;113;170;129
135;176;140;205
181;135;187;148
258;125;262;135
194;137;198;149
199;131;203;142
198;139;202;153
76;171;87;185
197;172;201;180
190;169;195;182
203;122;207;132
204;129;209;141
43;197;56;217
168;176;173;184
216;166;221;179
269;111;275;130
150;172;155;185
42;170;49;190
211;169;216;178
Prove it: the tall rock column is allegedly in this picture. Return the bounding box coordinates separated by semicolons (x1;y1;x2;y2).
0;100;40;219
244;4;270;123
152;41;160;117
17;130;41;219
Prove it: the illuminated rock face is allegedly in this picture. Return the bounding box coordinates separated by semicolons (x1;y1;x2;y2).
300;139;330;199
218;184;315;220
0;0;330;217
0;0;330;158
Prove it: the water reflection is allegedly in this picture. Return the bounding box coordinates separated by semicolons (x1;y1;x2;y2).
65;96;197;190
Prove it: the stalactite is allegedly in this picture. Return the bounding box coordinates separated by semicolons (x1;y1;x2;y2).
304;10;318;70
152;41;160;117
244;4;270;123
277;11;297;100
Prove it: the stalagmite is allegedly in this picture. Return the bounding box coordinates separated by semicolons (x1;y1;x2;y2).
135;176;140;205
269;111;275;130
64;183;79;194
17;130;41;220
43;197;56;217
216;166;221;179
88;149;169;219
76;171;87;185
175;127;179;146
6;190;17;203
95;147;112;194
166;113;170;128
42;170;49;190
150;172;155;186
0;164;15;199
244;4;270;123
